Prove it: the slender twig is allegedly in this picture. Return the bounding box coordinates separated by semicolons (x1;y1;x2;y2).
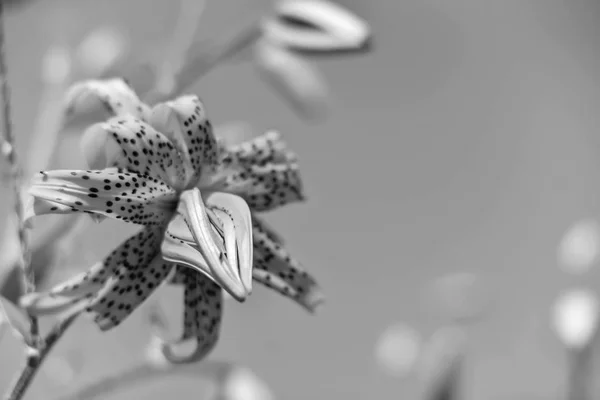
154;0;206;95
143;16;263;104
4;313;79;400
54;360;232;400
0;0;37;339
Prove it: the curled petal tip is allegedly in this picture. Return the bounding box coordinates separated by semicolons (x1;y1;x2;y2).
240;263;253;296
160;337;217;365
225;285;250;303
304;289;325;313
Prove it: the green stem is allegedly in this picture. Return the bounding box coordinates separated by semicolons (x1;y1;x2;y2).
3;314;78;400
0;0;38;340
143;17;263;104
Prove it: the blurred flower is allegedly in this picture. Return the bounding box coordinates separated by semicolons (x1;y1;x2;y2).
21;79;322;362
552;288;599;350
558;220;600;275
253;0;371;120
263;0;371;54
375;322;422;377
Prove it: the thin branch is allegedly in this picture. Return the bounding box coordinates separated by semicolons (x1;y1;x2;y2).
0;0;37;339
154;0;207;94
3;313;79;400
143;16;263;104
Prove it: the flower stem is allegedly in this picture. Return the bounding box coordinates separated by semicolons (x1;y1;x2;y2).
3;314;78;400
143;16;263;104
0;0;38;340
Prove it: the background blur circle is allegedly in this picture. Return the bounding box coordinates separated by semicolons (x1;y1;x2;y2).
551;288;599;349
76;26;128;77
557;219;600;275
221;367;275;400
374;322;422;377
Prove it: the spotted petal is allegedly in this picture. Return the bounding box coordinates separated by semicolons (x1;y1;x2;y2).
161;188;249;301
252;221;323;312
252;214;286;245
149;95;219;187
21;225;164;316
222;161;305;212
64;78;150;122
162;267;223;363
27;168;177;225
219;130;297;168
81;115;187;189
86;254;174;330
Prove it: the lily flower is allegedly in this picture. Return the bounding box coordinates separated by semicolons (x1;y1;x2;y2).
21;79;323;361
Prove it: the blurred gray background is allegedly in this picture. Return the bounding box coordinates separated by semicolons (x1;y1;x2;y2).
2;0;600;399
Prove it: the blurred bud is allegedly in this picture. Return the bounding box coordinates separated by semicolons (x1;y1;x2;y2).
552;288;599;349
263;0;371;54
558;220;600;275
429;272;487;324
76;27;128;77
221;367;275;400
254;39;329;120
0;294;32;345
375;322;422;377
41;45;72;85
